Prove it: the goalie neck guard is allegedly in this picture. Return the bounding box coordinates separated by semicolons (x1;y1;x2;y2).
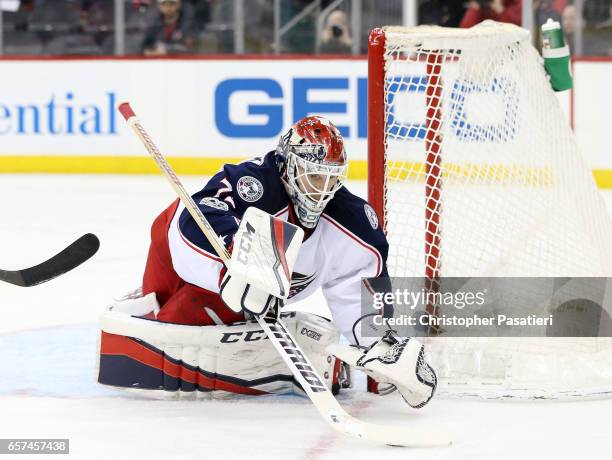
276;116;348;229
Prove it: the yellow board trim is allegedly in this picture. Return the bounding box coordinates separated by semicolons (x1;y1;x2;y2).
386;160;555;187
0;155;370;180
592;170;612;189
0;156;610;189
0;155;246;176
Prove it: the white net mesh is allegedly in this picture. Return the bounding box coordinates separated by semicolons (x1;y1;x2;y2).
377;22;612;398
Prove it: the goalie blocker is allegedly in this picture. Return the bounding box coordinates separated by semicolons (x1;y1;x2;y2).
98;294;348;396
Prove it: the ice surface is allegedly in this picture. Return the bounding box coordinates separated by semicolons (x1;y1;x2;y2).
1;175;611;459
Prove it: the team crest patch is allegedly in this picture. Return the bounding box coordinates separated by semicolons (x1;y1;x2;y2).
237;176;264;202
364;204;379;229
200;197;229;211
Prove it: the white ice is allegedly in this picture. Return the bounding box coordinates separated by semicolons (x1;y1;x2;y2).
1;175;611;460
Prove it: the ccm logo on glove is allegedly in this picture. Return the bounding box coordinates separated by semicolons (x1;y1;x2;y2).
236;222;256;265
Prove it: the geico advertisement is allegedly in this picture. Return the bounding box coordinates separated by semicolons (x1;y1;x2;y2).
0;59;608;165
0;59;367;157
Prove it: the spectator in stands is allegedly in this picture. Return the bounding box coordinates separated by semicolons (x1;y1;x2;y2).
583;0;612;24
562;1;612;56
534;0;567;24
320;10;352;54
460;0;522;28
190;0;211;32
418;0;466;27
562;3;577;39
140;0;211;32
142;0;196;55
282;0;316;53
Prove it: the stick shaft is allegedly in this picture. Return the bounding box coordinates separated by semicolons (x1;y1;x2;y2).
118;103;230;263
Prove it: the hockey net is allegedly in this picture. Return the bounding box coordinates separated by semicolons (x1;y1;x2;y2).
367;22;612;399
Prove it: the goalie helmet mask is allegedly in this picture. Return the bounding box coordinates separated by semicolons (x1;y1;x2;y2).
276;116;348;228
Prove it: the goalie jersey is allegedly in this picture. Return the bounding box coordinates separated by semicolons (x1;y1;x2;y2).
142;151;389;344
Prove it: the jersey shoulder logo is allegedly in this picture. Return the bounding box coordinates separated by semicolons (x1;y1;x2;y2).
364;204;379;230
237;176;264;202
200;197;229;211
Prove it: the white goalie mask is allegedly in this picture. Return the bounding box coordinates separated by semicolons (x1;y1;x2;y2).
276;116;348;228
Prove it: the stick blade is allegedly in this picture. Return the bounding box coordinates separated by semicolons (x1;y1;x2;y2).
0;233;100;287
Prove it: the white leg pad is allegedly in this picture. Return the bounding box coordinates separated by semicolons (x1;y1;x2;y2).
98;309;342;397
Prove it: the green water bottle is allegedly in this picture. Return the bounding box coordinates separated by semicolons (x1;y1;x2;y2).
541;18;573;91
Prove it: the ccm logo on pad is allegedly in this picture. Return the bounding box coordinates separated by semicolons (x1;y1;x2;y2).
220;329;269;343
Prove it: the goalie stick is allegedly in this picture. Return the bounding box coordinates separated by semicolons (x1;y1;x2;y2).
118;102;451;448
0;233;100;287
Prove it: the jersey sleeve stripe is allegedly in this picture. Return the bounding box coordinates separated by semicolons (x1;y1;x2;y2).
176;220;224;264
363;278;376;296
274;206;289;217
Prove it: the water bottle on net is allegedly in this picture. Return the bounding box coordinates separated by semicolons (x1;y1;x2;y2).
541;18;573;91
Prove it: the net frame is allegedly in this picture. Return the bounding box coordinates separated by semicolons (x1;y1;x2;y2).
367;22;612;399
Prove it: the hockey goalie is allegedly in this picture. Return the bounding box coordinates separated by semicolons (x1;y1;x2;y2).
98;115;437;408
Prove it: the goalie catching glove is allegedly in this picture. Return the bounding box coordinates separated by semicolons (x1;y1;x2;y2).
328;331;438;408
220;207;304;316
220;272;281;316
